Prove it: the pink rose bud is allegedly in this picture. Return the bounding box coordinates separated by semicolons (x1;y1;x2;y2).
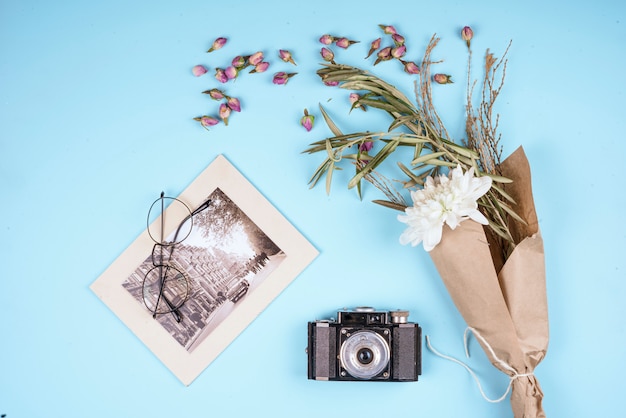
279;49;297;66
207;37;227;53
214;68;228;83
392;34;405;46
349;93;366;111
320;47;335;63
225;66;238;80
319;34;335;45
272;71;297;85
402;61;420;74
194;116;220;130
219;103;231;125
231;55;246;68
391;45;406;59
248;51;264;66
249;61;269;73
202;88;225;100
335;37;358;49
359;141;373;152
374;46;392;65
433;73;453;84
300;109;315;132
323;80;339;87
461;26;473;48
192;65;208;77
378;24;397;35
227;97;241;112
365;37;382;59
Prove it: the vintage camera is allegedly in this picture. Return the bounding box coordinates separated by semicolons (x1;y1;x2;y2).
307;307;421;381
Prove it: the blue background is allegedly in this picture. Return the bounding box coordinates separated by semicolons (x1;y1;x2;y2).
1;1;624;417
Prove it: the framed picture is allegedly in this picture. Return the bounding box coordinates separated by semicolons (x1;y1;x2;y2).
90;155;318;385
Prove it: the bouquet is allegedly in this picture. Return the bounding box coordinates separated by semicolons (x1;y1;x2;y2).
304;31;548;417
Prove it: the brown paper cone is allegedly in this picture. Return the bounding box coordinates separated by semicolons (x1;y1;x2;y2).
429;146;548;418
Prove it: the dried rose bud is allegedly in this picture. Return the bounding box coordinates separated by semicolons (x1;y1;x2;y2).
349;93;366;111
359;141;373;152
272;71;297;85
379;24;397;35
366;37;382;59
461;26;473;48
279;49;297;66
319;34;335;45
249;61;269;73
231;55;246;69
300;109;315;132
227;97;241;112
214;68;228;83
392;34;405;46
225;66;238;80
323;80;339;87
320;47;335;63
335;37;359;49
248;51;264;66
207;37;227;53
433;73;453;84
402;61;420;75
374;46;392;65
192;65;208;77
203;88;226;100
391;45;406;59
194;116;220;129
219;103;231;125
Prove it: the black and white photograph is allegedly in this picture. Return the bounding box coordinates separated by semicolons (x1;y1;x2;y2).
122;187;286;352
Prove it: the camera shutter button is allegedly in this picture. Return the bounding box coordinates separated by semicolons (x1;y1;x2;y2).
390;310;409;324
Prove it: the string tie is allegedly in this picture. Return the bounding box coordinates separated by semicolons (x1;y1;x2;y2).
425;327;533;403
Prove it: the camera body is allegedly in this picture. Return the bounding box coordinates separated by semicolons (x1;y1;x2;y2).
307;307;421;382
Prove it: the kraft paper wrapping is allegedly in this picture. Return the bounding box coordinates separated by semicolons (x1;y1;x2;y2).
429;147;548;418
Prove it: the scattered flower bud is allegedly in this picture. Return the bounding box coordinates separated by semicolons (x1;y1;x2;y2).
461;26;473;48
433;73;453;84
279;49;297;65
250;61;270;73
319;34;335;45
248;51;264;66
203;88;226;100
215;68;228;83
300;109;315;132
374;46;392;65
402;61;420;74
231;55;246;69
349;93;366;111
227;96;241;112
320;47;335;63
194;116;220;130
323;80;339;87
192;65;208;77
272;71;297;85
366;37;382;59
391;45;406;59
225;66;238;80
219;102;231;125
379;24;397;35
207;37;227;53
392;34;405;46
335;37;359;49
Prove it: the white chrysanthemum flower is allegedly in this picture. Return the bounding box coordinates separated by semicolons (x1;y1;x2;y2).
398;165;492;251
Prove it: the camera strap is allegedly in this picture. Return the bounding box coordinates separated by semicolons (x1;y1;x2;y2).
425;327;534;403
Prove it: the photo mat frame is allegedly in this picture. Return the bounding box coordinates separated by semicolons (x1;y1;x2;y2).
90;154;318;385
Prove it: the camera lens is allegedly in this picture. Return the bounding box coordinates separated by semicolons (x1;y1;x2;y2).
340;330;390;379
357;348;374;364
